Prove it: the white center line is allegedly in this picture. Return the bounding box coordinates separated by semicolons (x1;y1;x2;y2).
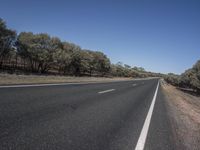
98;89;115;94
134;81;160;150
132;84;137;86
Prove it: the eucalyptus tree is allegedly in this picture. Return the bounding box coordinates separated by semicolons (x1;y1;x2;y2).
17;32;38;71
68;45;82;76
53;42;78;74
181;60;200;93
92;51;111;76
0;18;16;66
17;32;62;73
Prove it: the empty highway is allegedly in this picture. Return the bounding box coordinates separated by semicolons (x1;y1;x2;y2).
0;78;175;150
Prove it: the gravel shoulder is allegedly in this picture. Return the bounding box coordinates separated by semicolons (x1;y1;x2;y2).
161;81;200;150
0;73;133;85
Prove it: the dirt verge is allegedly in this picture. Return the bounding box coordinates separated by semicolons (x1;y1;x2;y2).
161;81;200;150
0;73;132;85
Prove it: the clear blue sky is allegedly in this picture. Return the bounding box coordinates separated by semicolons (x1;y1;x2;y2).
1;0;200;74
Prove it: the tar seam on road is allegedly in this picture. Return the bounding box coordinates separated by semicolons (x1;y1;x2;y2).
134;81;160;150
98;89;115;94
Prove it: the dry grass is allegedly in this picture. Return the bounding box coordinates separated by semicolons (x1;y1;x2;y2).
161;82;200;150
0;73;132;85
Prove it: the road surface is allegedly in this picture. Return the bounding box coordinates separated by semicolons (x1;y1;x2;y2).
0;78;175;150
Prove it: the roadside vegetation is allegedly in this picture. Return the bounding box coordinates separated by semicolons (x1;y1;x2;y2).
0;18;161;78
164;61;200;94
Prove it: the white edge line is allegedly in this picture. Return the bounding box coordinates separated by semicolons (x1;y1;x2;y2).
98;89;115;94
0;78;158;89
134;81;160;150
0;82;92;88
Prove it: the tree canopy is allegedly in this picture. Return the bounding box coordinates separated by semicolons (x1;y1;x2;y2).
0;18;16;66
0;18;160;78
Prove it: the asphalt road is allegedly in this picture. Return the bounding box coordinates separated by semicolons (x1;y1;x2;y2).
0;78;175;150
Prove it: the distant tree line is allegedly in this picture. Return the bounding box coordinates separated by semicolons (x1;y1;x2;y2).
0;18;160;78
165;60;200;93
